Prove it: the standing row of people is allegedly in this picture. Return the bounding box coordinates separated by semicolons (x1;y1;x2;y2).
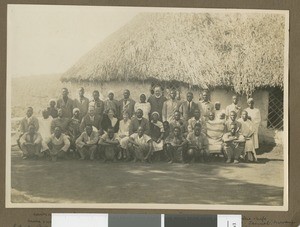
17;86;261;163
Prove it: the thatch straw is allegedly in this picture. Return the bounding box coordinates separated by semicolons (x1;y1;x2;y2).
61;12;286;94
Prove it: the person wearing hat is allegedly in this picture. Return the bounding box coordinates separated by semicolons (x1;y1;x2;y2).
104;91;119;118
225;95;242;120
149;112;165;161
57;88;74;119
74;87;89;121
245;98;261;150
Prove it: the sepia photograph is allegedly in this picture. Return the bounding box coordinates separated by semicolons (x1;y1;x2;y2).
6;5;289;210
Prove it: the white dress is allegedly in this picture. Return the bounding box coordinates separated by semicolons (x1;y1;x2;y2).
38;116;53;151
238;118;257;161
118;119;131;149
245;107;261;149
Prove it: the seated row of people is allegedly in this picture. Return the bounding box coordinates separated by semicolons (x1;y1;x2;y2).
19;106;257;164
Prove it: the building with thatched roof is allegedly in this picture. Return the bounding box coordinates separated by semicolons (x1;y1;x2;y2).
61;12;286;144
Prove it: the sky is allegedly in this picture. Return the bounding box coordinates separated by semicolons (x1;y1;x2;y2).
7;5;139;77
7;5;288;78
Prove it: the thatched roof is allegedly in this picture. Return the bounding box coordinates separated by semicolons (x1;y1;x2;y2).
61;12;286;94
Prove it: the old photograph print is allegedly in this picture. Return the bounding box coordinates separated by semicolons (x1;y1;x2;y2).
6;5;289;210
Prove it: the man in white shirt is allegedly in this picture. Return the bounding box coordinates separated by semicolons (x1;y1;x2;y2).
225;95;241;119
162;89;180;122
76;124;99;160
45;126;70;161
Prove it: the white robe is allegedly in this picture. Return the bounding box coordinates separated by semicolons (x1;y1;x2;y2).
245;107;261;149
39;117;53;152
238;118;257;161
39;117;52;140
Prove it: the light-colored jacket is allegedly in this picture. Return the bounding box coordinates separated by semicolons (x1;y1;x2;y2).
76;131;99;148
19;132;42;145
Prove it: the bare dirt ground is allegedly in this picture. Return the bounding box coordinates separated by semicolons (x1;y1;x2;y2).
10;145;284;206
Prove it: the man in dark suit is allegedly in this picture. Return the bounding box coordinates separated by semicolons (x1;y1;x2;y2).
90;90;105;118
50;108;71;134
57;88;74;119
17;107;40;150
128;109;150;136
19;107;39;134
80;106;102;133
118;89;136;119
179;91;199;122
147;85;167;121
74;87;89;121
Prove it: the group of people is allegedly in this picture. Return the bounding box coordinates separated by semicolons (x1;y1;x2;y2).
17;86;261;164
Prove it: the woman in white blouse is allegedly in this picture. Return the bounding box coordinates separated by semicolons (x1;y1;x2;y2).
134;93;151;120
245;98;261;150
118;111;131;160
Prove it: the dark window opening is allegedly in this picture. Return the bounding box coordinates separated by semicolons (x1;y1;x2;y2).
267;88;284;130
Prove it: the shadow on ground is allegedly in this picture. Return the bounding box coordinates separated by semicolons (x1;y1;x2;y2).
10;147;283;206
